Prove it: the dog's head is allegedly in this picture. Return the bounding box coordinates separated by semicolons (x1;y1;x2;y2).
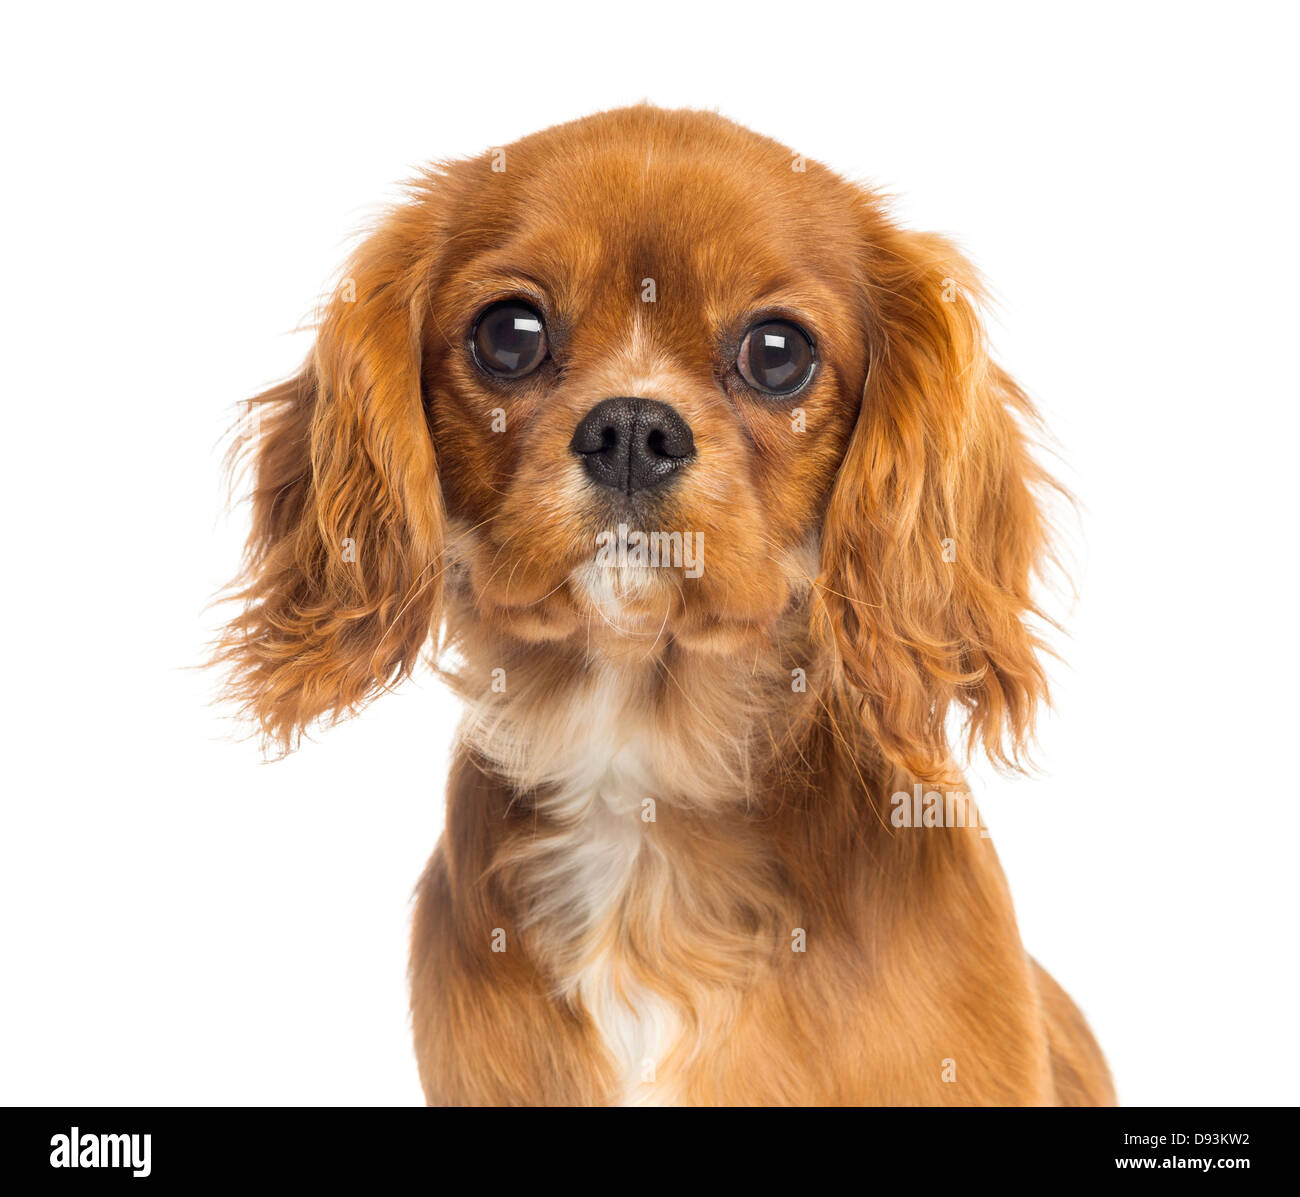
220;106;1056;780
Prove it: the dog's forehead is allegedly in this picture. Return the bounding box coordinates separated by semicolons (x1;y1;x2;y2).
527;172;792;303
446;109;863;319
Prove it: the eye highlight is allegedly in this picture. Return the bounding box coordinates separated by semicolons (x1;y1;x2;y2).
736;319;815;396
471;301;548;378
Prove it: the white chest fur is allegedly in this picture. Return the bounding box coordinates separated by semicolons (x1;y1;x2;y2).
561;779;681;1106
463;667;684;1104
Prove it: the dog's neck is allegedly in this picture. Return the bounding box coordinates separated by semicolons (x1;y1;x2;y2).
445;607;823;811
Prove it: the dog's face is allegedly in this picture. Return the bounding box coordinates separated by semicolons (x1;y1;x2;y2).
221;107;1055;780
425;113;868;651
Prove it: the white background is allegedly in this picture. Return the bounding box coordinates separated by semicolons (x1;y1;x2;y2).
1;1;1296;1106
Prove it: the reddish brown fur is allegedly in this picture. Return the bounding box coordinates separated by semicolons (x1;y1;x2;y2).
218;106;1113;1105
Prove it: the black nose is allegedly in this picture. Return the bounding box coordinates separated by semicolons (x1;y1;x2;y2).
570;397;695;494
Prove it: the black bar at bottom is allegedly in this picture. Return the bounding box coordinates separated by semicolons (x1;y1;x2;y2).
3;1105;1283;1185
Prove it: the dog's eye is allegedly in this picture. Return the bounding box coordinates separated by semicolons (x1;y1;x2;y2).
472;302;548;378
736;320;815;395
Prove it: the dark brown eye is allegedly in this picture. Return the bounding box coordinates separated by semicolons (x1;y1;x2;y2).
736;319;815;395
471;301;548;378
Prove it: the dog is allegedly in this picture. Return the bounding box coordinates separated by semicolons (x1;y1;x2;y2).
218;105;1114;1106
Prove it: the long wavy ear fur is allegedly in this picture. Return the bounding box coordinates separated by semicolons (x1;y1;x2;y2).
215;213;444;753
816;218;1062;782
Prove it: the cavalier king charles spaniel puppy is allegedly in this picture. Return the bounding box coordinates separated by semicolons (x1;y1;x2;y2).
219;105;1113;1106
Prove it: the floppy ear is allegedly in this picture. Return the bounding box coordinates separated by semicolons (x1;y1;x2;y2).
816;224;1059;782
217;218;444;752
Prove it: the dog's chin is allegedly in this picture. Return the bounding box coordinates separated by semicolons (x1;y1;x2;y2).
452;512;817;659
568;560;679;628
459;562;788;660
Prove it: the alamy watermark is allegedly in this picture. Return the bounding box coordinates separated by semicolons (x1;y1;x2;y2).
50;1127;151;1178
595;523;704;579
890;784;991;838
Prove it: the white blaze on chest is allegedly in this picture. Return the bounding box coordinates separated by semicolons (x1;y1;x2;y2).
561;775;681;1106
485;670;682;1104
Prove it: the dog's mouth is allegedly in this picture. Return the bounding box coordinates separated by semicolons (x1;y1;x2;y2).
440;483;818;656
441;523;813;664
